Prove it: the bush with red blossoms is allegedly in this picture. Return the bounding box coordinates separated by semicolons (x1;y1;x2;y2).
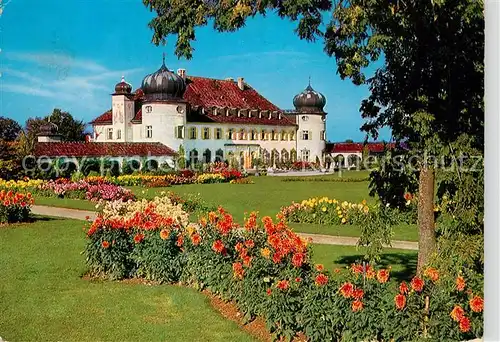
85;183;135;202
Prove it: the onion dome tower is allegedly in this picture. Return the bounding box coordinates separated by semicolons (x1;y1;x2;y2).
114;76;132;95
141;54;186;101
293;79;326;113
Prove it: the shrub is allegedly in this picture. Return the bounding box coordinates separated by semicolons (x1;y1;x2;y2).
0;190;34;223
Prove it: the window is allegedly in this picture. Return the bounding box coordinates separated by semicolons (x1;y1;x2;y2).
301;149;310;162
175;126;185;139
271;130;277;141
301;115;309;122
215;128;223;140
227;128;235;140
239;129;246;140
145;105;152;113
321;115;326;122
261;130;267;140
203;149;211;163
281;131;287;141
107;128;113;140
302;130;309;140
320;130;326;141
202;127;210;140
290;131;296;141
146;125;153;138
215;149;224;162
188;127;197;140
189;149;199;166
250;130;258;140
117;129;122;140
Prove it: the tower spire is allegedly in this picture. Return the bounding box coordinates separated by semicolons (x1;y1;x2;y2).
162;52;166;66
308;76;311;86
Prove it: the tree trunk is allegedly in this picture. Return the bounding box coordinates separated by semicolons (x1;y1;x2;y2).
417;166;437;274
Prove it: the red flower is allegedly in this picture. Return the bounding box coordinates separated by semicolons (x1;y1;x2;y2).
459;316;471;333
351;264;364;274
353;288;364;299
276;280;290;290
456;276;466;292
134;233;144;244
295;277;302;283
470;295;484;313
232;262;245;279
411;276;424;292
450;305;465;322
235;242;244;253
176;235;184;247
315;264;324;272
399;281;409;294
394;294;406;310
334;268;341;274
404;193;412;201
266;288;272;296
191;233;201;246
339;282;354;298
242;255;252;267
101;240;110;249
377;269;390;283
315;274;329;286
244;240;255;248
352;300;363;312
212;240;225;254
292;253;305;268
424;267;439;282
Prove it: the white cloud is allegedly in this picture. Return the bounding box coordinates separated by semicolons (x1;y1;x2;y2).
1;83;59;98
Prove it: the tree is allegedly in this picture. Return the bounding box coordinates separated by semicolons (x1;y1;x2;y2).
345;139;354;143
0;117;22;141
25;108;87;143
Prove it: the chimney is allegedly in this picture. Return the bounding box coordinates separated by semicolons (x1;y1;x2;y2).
225;77;234;82
237;77;245;90
177;68;186;79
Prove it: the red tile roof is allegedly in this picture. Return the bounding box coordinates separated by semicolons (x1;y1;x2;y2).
91;77;295;126
35;142;177;157
326;142;396;153
90;109;112;125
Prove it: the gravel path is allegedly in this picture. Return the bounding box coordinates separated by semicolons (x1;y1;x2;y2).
31;205;418;250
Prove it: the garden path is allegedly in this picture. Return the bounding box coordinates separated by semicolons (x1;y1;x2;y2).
31;205;419;250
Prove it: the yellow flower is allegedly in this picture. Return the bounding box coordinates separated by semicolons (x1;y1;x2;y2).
361;199;367;205
341;217;347;224
337;210;342;215
261;248;271;259
322;207;327;212
363;206;369;214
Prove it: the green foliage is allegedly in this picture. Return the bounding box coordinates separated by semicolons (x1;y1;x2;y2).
0;116;22;141
177;145;186;169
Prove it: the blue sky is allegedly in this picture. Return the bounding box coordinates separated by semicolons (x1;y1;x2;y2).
0;0;390;142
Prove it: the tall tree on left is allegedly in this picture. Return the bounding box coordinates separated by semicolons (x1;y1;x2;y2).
0;117;22;141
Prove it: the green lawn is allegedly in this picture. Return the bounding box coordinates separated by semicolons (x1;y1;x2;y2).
310;244;417;282
35;196;98;211
291;223;419;242
131;174;373;221
0;218;254;342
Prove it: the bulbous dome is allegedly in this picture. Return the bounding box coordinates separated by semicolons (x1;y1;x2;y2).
114;76;132;94
38;121;59;136
293;83;326;113
141;56;186;101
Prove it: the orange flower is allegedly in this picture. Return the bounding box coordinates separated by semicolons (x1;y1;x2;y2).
212;240;225;254
394;294;406;310
459;316;471;333
411;276;424;292
199;217;208;227
353;288;364;299
352;300;363;312
404;193;412;201
292;253;305;268
456;276;466;292
377;269;390;283
366;268;376;279
242;255;252;267
101;240;110;249
334;268;341;274
399;281;409;294
134;233;144;244
191;233;201;246
315;274;328;286
339;282;354;298
160;229;170;240
424;267;439;282
176;235;184;247
276;280;290;290
261;248;271;259
450;305;465;322
315;264;324;272
469;295;484;313
351;264;364;274
244;240;255;249
232;262;245;280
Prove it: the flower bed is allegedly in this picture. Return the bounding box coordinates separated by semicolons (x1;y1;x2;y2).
84;208;483;341
279;197;371;225
290;161;316;171
0;190;34;223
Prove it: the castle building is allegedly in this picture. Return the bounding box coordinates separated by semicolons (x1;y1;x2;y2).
87;57;328;168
